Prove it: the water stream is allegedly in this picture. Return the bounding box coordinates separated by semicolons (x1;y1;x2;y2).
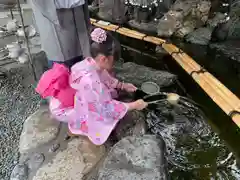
119;35;240;179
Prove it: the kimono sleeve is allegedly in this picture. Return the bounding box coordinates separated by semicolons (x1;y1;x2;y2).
79;76;129;121
100;70;119;89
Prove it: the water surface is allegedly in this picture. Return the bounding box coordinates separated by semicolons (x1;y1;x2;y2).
118;35;240;179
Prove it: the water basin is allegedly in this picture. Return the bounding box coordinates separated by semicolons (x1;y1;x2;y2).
119;36;240;180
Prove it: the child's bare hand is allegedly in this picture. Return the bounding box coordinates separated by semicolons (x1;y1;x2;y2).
123;83;137;92
133;99;148;110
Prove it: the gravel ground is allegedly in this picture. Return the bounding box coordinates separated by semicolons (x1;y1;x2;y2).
0;66;40;179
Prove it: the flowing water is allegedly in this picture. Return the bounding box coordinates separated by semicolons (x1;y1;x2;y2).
118;35;240;180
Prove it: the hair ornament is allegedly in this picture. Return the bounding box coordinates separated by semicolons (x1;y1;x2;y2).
91;28;107;44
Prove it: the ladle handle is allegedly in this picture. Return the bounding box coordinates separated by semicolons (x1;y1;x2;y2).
143;92;168;100
146;99;166;104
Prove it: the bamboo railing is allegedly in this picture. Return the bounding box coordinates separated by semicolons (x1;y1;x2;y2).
90;18;240;127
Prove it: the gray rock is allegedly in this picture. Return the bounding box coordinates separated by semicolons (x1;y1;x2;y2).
185;27;213;45
33;138;106;180
157;11;182;37
97;0;128;24
207;12;226;29
98;135;168;180
174;18;198;38
28;153;45;170
49;144;60;153
114;62;176;88
128;20;158;34
10;164;28;180
212;2;240;41
114;110;147;140
19;107;60;154
88;0;99;13
157;0;211;38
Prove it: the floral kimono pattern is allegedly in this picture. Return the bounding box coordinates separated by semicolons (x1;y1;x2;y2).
69;57;128;145
49;97;75;123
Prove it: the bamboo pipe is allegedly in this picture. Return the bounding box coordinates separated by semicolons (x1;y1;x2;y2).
162;43;240;125
164;50;240;125
92;22;119;31
162;44;234;113
162;43;236;107
116;28;146;40
176;47;240;109
182;52;240;108
162;44;238;117
161;46;240;125
177;54;233;110
91;19;97;23
143;36;166;45
90;18;240;127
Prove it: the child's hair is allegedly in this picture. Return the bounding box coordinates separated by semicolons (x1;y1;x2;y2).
90;28;120;60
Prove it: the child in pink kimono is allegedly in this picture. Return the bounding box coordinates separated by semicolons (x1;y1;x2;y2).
36;28;148;145
69;28;148;145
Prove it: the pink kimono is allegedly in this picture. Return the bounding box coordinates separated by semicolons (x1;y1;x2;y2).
49;98;75;123
36;58;127;145
68;57;128;145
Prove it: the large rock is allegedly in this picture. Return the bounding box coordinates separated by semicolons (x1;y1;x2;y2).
97;0;128;24
128;20;158;34
157;10;182;37
19;108;60;154
207;12;226;29
98;135;168;180
157;0;211;38
114;62;177;88
33;138;106;180
185;12;227;45
212;1;240;41
88;0;99;13
10;164;28;180
175;0;211;38
185;27;213;45
114;110;147;140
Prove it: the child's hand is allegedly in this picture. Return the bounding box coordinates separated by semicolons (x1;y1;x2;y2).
123;83;137;92
133;99;148;110
128;99;148;111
